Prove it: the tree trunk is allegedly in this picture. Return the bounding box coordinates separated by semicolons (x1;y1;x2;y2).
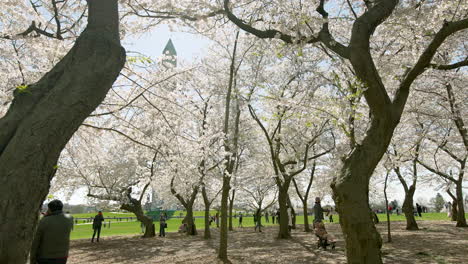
0;1;125;263
331;117;395;264
383;172;392;243
455;181;467;227
302;201;311;232
402;187;419;230
277;187;291;239
287;195;296;229
217;176;231;260
204;203;211;239
121;200;155;238
185;206;197;235
228;189;235;231
451;199;458;221
202;186;212;239
256;204;262;232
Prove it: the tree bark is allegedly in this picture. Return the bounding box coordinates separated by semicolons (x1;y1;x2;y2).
202;186;212;239
277;187;291;238
218;31;241;262
331;117;395;264
455;181;467;227
402;188;419;230
228;189;235;231
292;162;315;232
447;189;458;221
218;176;231;260
121;199;155;238
393;144;420;231
383;171;392;243
184;205;197;235
0;1;125;263
170;177;198;236
203;203;211;239
302;201;310;232
451;200;458;221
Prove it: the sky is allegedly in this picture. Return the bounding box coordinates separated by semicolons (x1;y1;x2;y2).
123;24;211;63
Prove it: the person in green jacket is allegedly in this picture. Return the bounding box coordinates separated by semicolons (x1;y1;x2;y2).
30;200;73;264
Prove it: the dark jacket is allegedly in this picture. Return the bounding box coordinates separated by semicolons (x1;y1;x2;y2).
160;214;166;225
30;211;73;263
313;203;324;222
93;214;104;229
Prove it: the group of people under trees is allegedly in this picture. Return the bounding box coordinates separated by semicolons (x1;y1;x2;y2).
31;197;340;263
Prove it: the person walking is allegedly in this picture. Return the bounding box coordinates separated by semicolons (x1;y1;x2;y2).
91;211;104;242
238;213;243;228
272;210;275;224
313;197;325;223
215;212;220;228
31;200;73;264
328;207;334;223
416;203;423;217
159;212;167;237
265;211;269;223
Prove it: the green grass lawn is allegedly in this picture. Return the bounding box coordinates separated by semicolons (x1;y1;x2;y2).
69;212;465;240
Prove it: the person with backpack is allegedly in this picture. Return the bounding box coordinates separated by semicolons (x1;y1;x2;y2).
91;211;104;242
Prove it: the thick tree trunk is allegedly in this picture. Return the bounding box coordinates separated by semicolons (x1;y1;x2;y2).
0;1;125;263
302;201;311;232
331;117;395;264
451;199;458;221
204;203;211;239
121;201;155;238
455;182;467;227
185;206;197;235
277;187;291;239
217;176;231;260
402;188;419;230
228;189;235;231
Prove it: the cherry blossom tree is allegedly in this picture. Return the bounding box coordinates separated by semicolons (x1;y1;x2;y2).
222;1;468;262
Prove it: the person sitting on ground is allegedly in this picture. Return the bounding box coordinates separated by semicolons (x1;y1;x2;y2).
31;200;73;264
313;219;336;249
178;220;187;233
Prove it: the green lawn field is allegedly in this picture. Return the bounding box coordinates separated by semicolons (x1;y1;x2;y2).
69;212;465;240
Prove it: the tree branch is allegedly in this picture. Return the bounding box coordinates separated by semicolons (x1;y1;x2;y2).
394;18;468;115
223;0;349;58
430;58;468;70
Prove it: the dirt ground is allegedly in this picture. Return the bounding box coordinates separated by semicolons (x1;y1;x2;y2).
68;221;468;264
